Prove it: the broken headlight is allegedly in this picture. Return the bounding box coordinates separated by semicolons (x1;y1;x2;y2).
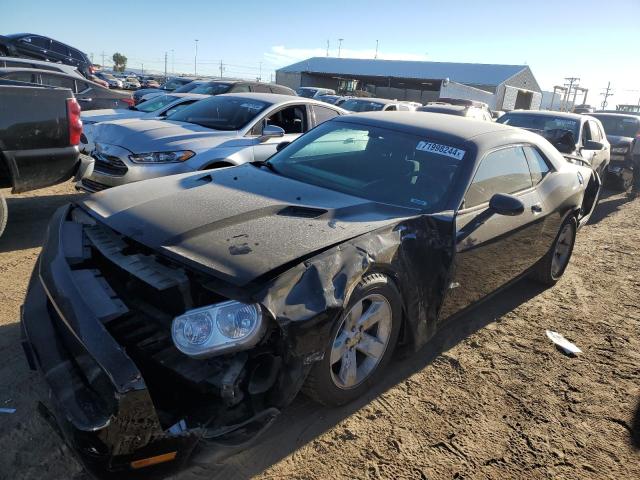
171;301;265;358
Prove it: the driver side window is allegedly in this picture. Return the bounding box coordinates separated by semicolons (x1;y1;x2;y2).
253;105;309;135
464;146;533;209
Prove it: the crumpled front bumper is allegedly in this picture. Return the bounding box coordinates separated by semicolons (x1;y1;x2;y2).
20;206;280;476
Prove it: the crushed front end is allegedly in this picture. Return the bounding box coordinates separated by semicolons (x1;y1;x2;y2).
20;205;302;476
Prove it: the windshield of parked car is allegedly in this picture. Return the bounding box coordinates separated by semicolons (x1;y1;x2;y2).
173;81;203;93
190;82;232;95
166;96;270;130
341;99;386;112
100;73;116;80
267;121;468;212
296;88;317;98
498;114;580;140
135;95;179;113
418;106;466;116
591;115;640;138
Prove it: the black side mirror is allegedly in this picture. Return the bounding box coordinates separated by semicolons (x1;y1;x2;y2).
276;141;290;152
489;193;525;216
584;140;604;151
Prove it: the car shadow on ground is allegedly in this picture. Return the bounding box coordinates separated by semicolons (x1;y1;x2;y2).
174;278;548;479
0;192;83;253
588;188;631;225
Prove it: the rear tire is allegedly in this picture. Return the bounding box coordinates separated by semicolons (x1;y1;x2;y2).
303;273;402;406
530;216;577;286
0;193;7;238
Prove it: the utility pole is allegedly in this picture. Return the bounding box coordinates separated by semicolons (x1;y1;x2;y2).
338;38;344;58
141;63;144;75
562;77;580;111
164;52;168;80
194;39;199;76
326;40;329;57
219;60;224;78
375;40;379;59
258;62;262;82
101;51;105;69
600;81;613;110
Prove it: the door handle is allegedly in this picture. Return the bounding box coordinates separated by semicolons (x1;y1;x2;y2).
531;203;543;213
78;97;93;102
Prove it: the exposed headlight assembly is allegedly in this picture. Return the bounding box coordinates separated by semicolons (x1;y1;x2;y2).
171;301;265;358
612;146;629;154
129;150;195;164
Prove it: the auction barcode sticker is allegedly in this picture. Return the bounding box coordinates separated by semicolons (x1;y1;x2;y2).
416;141;465;160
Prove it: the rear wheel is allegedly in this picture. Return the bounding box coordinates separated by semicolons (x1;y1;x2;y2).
303;273;402;406
531;216;577;286
0;193;7;238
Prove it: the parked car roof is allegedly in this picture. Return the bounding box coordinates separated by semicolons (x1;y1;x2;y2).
0;56;84;78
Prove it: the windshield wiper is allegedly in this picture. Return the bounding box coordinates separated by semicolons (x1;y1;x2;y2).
251;159;279;174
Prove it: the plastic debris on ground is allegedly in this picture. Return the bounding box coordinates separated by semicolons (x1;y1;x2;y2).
546;330;582;356
0;408;16;414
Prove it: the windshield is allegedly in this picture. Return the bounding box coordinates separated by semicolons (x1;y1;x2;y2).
341;99;385;112
267;122;467;212
296;88;317;98
160;79;185;90
101;73;116;80
166;96;269;130
190;83;232;95
498;114;580;140
418;106;465;116
174;81;203;93
592;115;640;137
135;95;179;113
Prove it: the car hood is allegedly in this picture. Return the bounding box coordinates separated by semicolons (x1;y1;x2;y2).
82;109;146;124
79;164;417;287
91;119;239;153
606;135;634;148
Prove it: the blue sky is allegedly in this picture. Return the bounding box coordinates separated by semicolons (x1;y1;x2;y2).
4;0;639;106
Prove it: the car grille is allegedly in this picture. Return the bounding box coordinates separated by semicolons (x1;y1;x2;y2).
92;152;128;176
81;178;111;192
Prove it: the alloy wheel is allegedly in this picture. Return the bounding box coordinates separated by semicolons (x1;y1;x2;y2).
551;223;574;278
330;294;393;390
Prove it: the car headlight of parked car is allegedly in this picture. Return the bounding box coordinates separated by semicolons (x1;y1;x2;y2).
129;150;195;163
172;301;265;358
612;146;629;154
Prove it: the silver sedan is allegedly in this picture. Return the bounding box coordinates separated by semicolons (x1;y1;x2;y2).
79;93;346;193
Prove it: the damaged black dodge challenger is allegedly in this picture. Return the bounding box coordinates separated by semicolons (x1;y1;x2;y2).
21;113;600;475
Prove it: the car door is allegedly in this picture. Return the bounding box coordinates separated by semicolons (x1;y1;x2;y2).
586;120;608;173
17;36;50;59
252;104;311;162
438;145;544;320
578;121;599;170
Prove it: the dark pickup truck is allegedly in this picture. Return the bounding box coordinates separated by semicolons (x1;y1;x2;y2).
0;81;85;236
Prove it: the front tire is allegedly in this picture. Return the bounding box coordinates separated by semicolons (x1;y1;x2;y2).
303;273;402;406
531;216;577;286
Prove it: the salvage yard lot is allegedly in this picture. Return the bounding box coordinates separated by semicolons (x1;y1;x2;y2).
0;183;638;480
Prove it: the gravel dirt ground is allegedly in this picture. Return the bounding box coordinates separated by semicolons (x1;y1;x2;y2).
0;182;638;480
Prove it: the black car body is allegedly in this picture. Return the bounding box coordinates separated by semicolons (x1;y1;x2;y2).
22;114;599;475
0;68;132;110
0;81;84;235
497;110;610;177
591;112;640;190
0;33;92;77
